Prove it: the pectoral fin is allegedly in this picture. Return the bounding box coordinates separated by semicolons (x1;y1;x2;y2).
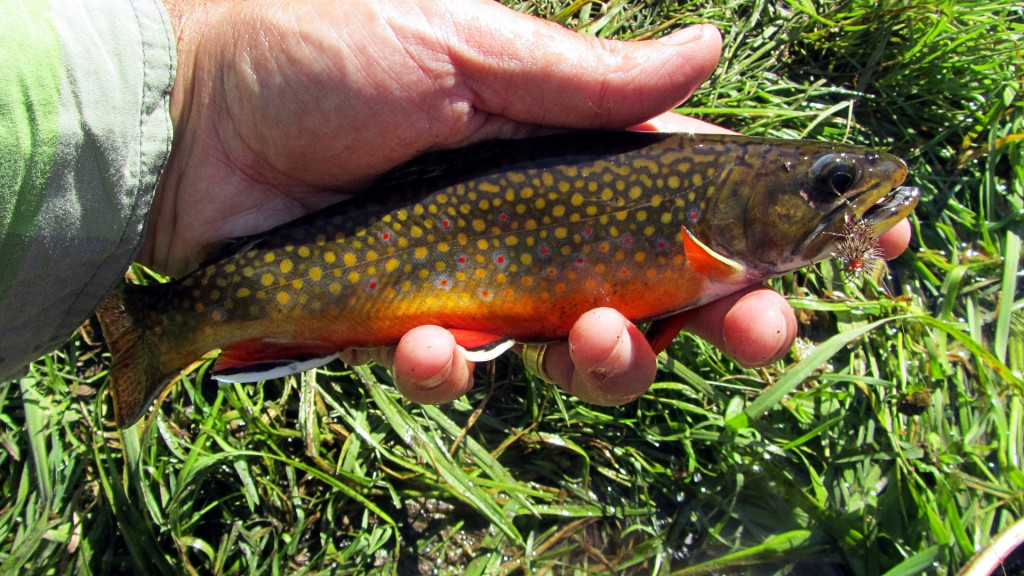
680;226;745;278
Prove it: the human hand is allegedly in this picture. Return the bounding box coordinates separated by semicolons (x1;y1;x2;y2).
148;0;911;406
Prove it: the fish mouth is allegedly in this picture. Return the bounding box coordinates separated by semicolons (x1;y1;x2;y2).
860;186;920;230
798;184;920;264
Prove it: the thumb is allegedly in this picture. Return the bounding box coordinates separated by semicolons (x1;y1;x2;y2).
448;6;722;130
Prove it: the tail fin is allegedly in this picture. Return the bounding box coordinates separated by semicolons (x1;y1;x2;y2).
96;284;180;428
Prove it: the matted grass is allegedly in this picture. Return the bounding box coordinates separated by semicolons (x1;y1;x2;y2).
2;1;1022;574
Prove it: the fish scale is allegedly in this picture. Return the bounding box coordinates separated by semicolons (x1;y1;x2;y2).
98;131;919;427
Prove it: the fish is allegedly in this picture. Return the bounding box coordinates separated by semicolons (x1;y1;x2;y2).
97;132;920;427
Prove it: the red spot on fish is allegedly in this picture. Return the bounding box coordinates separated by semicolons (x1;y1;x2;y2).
583;227;594;237
381;231;391;242
457;255;468;265
480;289;492;300
619;267;630;276
575;255;586;266
623;234;633;245
441;218;452;228
545;267;557;277
497;212;508;222
687;209;699;221
439;278;450;287
368;281;378;291
495;255;507;265
539;244;551;256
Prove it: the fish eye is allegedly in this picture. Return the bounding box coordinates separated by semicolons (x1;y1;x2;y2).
810;154;860;198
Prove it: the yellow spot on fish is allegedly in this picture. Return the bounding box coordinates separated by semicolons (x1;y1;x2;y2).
343;252;357;267
236;287;251;298
347;271;360;283
476;238;489;251
264;253;275;263
261;273;275;287
309;267;322;281
324;251;336;264
276;292;290;305
520;253;533;266
410;226;424;238
385;258;400;273
414;246;428;260
570;193;584;207
298;246;310;258
291;279;303;289
552;205;566;218
328;282;342;295
280;259;294;274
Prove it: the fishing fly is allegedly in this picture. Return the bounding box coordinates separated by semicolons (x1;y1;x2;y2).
833;212;885;278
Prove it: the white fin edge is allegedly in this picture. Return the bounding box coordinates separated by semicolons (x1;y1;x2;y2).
682;227;745;273
459;338;516;362
213;353;340;383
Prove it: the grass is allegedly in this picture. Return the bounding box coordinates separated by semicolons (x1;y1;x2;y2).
2;0;1022;574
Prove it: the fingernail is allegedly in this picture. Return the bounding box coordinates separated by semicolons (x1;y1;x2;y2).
416;360;450;389
660;23;714;46
587;323;631;383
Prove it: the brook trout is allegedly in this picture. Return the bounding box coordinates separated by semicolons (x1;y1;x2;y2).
98;132;919;427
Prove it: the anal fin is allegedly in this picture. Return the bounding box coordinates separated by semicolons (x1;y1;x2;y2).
212;340;340;383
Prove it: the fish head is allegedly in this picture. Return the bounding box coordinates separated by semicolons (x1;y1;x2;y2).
694;140;920;278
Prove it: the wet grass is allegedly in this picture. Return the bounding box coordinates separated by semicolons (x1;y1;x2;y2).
2;0;1022;574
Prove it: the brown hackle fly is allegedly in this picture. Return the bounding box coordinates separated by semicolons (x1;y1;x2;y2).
833;213;885;280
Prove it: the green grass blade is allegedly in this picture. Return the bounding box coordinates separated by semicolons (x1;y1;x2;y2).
730;316;902;428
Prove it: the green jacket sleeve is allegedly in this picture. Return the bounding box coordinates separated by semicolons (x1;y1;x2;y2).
0;0;176;380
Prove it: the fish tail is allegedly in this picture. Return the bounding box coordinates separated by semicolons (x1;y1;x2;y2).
96;284;179;428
